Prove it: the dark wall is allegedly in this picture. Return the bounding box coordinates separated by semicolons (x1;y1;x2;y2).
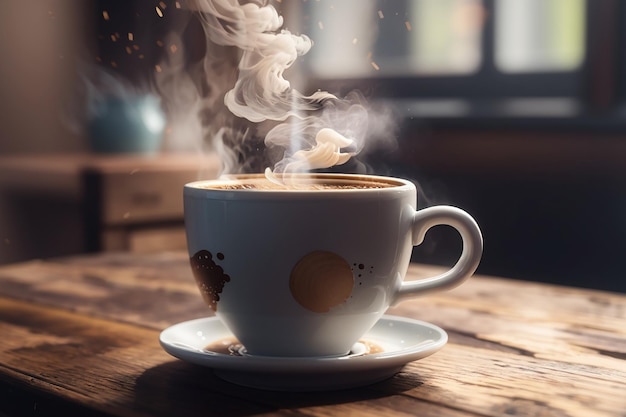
377;125;626;293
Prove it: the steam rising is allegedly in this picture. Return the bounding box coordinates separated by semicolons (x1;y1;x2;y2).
158;0;396;180
265;128;353;185
194;0;335;123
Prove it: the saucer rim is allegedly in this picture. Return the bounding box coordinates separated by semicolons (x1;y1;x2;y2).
159;314;448;374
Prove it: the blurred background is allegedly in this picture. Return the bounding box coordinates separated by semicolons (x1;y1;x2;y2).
1;0;625;292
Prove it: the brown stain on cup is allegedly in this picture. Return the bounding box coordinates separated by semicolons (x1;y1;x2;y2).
190;250;230;311
289;250;354;313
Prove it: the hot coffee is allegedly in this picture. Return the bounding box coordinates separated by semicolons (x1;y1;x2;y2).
200;175;399;191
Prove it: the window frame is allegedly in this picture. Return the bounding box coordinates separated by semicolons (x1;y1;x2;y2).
295;0;625;127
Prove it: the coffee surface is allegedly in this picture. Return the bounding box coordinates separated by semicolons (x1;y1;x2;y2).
202;179;397;191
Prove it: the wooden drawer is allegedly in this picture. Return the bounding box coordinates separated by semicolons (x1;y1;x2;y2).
82;153;221;252
97;169;195;225
82;154;221;227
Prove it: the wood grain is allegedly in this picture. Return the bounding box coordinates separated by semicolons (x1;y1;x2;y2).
0;252;624;417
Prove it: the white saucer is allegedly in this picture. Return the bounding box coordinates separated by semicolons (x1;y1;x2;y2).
159;315;447;391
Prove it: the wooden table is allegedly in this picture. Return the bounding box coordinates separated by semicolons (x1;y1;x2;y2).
0;252;624;417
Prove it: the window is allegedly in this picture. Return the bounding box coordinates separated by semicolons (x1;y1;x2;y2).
494;0;585;73
287;0;604;120
304;0;484;77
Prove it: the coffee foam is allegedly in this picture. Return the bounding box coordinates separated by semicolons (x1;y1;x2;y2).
201;177;397;191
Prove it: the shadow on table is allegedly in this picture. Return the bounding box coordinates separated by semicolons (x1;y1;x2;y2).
134;360;424;416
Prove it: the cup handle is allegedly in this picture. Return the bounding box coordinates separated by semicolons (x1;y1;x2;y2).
393;206;483;304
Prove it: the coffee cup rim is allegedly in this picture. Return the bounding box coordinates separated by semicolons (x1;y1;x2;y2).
185;173;415;198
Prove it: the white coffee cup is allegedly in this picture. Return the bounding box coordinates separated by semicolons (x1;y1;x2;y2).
184;173;482;357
